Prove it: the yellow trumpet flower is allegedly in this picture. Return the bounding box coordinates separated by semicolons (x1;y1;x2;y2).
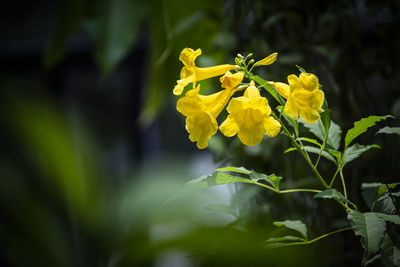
220;81;281;146
176;71;244;149
272;73;324;124
173;48;238;95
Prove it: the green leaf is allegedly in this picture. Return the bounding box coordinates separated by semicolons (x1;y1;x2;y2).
295;65;306;73
205;204;237;217
296;137;322;147
347;210;387;265
375;213;400;225
86;0;147;76
217;167;282;190
250;172;282;190
215;166;252;175
376;127;400;136
44;0;86;68
320;99;331;136
342;144;380;167
185;167;282;191
251;75;282;104
302;146;337;164
273;220;308;239
380;232;400;267
327;149;342;162
314;189;357;209
300;119;342;150
284;147;297;153
344;115;393;149
362;183;383;210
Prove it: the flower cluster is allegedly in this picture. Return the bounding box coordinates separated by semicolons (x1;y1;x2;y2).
174;48;325;149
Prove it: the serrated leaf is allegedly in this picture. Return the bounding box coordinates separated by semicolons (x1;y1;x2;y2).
300;119;342;150
302;146;336;164
344;115;393;149
250;172;282;190
320;99;331;136
347;210;386;265
375;213;400;225
273;220;308;239
342;144;380;167
376;127;400;136
362;183;383;210
217;167;282;190
314;189;357;209
296;137;322;147
381;232;400;267
215;166;252;175
327;149;342;162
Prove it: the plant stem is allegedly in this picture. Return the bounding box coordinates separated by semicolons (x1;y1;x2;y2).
315;133;327;168
329;166;341;187
272;113;329;188
279;189;322;194
339;169;347;199
266;227;353;248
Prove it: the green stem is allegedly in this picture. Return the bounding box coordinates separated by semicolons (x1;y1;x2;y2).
329;166;341;188
267;227;353;248
272;113;329;188
339;169;347;199
279;189;322;194
315;133;327;168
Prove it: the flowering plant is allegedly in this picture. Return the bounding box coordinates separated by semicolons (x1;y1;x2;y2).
174;48;400;266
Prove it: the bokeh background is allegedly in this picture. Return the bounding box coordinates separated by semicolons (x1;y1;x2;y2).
1;0;399;266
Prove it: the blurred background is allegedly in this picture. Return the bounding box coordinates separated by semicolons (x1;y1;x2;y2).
1;0;399;266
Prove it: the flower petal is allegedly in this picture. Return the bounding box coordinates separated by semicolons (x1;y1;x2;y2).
300;73;319;91
237;127;264;146
263;117;281;137
219;116;239;137
272;82;290;99
299;108;321;124
186;113;218;149
220;71;244;89
256;52;278;66
179;48;201;68
284;97;299;120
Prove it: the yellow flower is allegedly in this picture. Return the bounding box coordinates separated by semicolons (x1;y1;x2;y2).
176;71;244;149
254;52;278;66
272;73;324;124
173;48;238;95
220;82;281;146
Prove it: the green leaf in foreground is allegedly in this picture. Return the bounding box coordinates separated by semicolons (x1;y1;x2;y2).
344;115;393;149
185;167;282;191
376;127;400;136
342;144;380;167
347;210;386;265
273;220;308;240
314;189;357;209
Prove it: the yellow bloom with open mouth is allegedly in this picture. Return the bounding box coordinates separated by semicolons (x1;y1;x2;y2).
272;73;324;124
176;71;244;149
173;48;238;95
220;82;281;146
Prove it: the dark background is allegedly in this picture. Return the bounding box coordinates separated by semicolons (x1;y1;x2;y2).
1;0;399;266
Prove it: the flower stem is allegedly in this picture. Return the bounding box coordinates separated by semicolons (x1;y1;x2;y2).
266;227;353;248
